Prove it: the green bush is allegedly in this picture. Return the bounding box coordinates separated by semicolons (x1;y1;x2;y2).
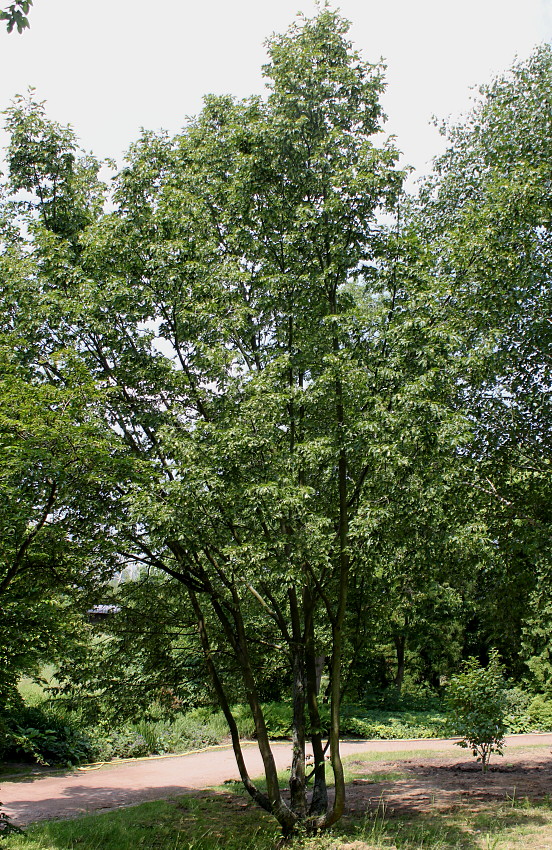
261;703;293;738
87;728;151;761
527;694;552;731
502;686;533;733
2;705;95;766
86;712;229;762
360;682;442;712
445;652;507;771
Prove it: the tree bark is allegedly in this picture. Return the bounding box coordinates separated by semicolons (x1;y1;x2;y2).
289;587;307;817
228;589;296;833
305;598;328;816
394;633;406;691
188;589;273;814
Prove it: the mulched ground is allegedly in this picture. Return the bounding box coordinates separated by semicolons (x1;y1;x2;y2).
346;747;552;816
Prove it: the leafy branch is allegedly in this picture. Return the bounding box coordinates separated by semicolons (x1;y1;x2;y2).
1;0;32;33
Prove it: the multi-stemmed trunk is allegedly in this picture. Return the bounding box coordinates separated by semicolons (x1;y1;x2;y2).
187;575;348;837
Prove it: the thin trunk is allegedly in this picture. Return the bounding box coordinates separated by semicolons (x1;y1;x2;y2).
229;589;296;833
288;587;306;817
290;643;307;816
188;590;272;813
320;615;346;828
315;307;350;829
305;594;328;816
393;633;406;691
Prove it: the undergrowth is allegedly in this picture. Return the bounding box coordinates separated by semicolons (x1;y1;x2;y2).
4;677;552;768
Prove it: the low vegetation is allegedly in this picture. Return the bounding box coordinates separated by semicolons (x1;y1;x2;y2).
445;653;507;771
3;673;552;771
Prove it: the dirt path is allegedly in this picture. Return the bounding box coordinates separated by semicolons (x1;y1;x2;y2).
2;734;552;826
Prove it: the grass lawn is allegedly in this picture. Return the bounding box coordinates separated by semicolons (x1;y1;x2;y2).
5;793;552;850
4;748;552;850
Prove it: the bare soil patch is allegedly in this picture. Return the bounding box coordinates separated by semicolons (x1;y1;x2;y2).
346;747;552;816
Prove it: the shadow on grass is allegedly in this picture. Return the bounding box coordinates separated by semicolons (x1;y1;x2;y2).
4;792;552;850
5;795;280;850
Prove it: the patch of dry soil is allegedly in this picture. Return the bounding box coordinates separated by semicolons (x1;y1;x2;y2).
347;747;552;816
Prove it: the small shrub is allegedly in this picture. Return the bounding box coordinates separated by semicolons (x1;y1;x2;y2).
87;726;166;761
360;681;442;712
445;651;507;771
340;708;446;739
85;710;231;762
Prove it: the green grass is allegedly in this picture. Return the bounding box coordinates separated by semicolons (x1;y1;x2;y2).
17;668;56;708
2;796;281;850
345;748;458;763
5;794;552;850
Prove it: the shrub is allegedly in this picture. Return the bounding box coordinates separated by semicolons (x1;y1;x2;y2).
445;651;507;771
503;686;533;733
360;681;443;712
261;703;293;738
527;694;552;731
2;705;95;766
87;728;152;761
340;707;446;739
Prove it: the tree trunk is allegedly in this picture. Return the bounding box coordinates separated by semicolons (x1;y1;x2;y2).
305;610;328;816
188;589;273;814
229;591;296;834
290;640;307;816
314;340;349;828
393;633;406;691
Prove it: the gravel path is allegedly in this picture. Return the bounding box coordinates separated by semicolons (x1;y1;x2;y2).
2;733;551;826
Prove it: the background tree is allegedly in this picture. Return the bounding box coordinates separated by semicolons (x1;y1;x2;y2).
411;44;552;676
0;97;124;706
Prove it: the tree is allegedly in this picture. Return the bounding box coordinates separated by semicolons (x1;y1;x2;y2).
412;45;552;676
0;97;124;706
1;10;412;834
98;12;401;831
6;11;548;839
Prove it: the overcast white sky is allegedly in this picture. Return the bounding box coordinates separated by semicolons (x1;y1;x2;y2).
0;0;551;179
